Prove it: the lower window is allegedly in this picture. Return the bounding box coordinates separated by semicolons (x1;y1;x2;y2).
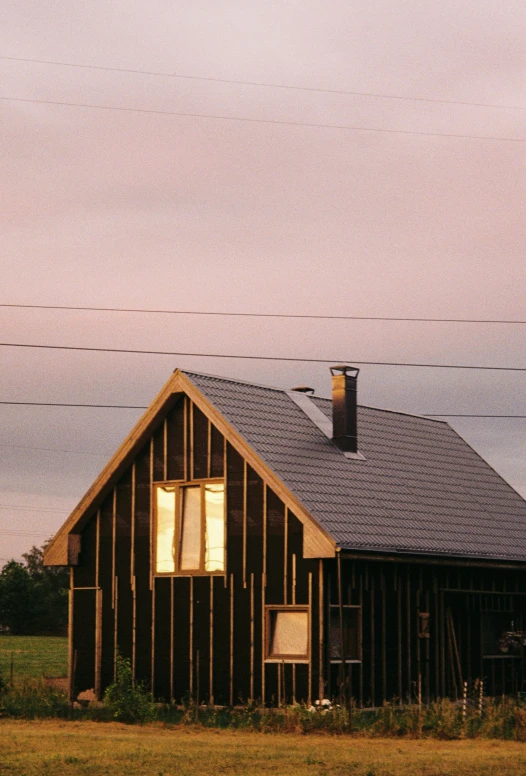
266;606;310;662
329;606;361;662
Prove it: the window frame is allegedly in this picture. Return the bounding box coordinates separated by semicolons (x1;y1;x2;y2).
328;604;362;664
153;478;226;577
264;605;311;664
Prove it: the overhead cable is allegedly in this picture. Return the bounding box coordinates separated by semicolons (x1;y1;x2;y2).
1;55;524;111
0;342;524;371
1;303;525;325
1;96;523;143
0;442;108;456
0;403;525;418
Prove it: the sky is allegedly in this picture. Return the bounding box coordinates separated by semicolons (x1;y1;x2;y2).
1;0;525;562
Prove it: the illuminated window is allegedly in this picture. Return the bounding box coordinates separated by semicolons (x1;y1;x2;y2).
154;482;225;575
266;607;309;662
156;486;177;573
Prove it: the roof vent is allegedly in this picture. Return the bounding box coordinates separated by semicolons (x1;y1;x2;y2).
330;365;359;453
291;386;315;395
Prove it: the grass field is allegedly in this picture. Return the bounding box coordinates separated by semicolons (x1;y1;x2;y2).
0;636;68;681
1;721;526;775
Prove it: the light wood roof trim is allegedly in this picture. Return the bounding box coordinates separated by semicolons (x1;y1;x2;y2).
44;371;183;564
179;373;335;559
44;370;335;565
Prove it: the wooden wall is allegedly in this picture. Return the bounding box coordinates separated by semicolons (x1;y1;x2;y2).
328;559;526;706
70;394;322;705
69;391;526;705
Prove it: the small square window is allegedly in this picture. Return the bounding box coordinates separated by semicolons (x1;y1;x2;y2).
266;607;309;662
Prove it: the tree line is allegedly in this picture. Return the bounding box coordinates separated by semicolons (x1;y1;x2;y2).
0;545;68;635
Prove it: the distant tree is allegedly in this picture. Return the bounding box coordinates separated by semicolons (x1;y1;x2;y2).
0;544;68;634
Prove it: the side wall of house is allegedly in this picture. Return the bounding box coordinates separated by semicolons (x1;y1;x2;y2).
327;558;526;706
70;394;323;704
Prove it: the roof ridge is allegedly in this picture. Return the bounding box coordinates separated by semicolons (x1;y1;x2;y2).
183;370;447;423
180;368;287;393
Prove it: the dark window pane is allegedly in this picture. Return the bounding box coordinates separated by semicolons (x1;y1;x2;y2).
329;608;360;660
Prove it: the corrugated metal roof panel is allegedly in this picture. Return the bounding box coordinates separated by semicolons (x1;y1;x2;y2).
184;370;526;562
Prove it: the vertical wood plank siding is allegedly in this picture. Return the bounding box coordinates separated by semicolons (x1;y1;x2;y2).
323;561;526;706
133;443;153;687
70;392;526;705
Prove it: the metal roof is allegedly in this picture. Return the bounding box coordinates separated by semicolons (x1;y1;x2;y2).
184;370;526;562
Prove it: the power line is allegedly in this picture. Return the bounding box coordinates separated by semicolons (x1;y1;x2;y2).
423;414;526;418
1;55;524;112
0;442;108;456
1;96;523;143
0;505;69;512
1;342;525;372
0;402;525;418
0;530;51;536
0;401;146;409
2;303;525;326
0;422;519;465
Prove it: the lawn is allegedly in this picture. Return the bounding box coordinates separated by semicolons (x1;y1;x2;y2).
1;721;526;776
0;635;68;681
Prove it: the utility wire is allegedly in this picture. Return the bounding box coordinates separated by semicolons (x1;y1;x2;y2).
0;442;108;456
0;505;70;512
2;303;525;326
423;414;526;418
1;96;523;143
0;403;525;418
1;55;524;111
0;342;525;372
0;530;52;536
0;401;146;408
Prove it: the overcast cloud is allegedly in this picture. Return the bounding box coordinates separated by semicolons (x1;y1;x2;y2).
1;0;525;561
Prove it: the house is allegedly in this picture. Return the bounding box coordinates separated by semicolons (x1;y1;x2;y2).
44;366;526;706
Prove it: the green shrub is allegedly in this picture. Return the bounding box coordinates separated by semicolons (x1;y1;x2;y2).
102;656;155;724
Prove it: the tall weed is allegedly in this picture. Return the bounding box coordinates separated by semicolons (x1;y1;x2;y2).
2;669;526;740
102;656;155;724
0;676;69;718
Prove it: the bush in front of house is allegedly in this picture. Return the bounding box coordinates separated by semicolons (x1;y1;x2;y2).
102;655;156;724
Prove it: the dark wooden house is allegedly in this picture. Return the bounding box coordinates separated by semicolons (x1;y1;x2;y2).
44;366;526;706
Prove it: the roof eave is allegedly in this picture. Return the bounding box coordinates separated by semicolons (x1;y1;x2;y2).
340;546;526;569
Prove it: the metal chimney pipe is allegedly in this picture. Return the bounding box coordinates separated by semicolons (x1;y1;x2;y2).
330;365;359;453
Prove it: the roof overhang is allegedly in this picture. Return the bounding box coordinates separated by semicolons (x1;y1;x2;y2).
340;549;526;570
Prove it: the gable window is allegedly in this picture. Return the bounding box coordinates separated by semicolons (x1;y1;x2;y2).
265;606;310;662
329;606;361;662
154;481;225;575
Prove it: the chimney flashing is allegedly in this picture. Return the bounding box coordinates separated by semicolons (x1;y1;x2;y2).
287;390;366;460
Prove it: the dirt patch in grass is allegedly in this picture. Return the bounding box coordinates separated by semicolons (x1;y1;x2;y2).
1;720;526;776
